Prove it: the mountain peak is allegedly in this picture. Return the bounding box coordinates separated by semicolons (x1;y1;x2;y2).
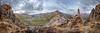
55;10;60;13
53;10;62;14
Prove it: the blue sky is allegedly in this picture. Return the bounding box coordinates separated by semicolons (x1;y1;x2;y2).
0;0;100;15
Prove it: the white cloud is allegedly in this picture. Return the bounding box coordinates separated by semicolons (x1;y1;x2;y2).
27;9;55;15
14;10;26;14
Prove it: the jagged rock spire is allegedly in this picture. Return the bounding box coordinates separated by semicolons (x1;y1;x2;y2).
85;4;100;33
77;8;80;16
89;8;95;18
69;8;84;32
90;4;100;23
91;8;95;13
72;8;83;24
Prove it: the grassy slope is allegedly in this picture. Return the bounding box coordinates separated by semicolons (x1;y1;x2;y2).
32;14;55;26
18;13;56;26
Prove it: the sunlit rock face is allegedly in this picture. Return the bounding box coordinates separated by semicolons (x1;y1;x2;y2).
0;4;27;33
95;4;100;22
88;4;100;23
92;4;100;33
85;4;100;33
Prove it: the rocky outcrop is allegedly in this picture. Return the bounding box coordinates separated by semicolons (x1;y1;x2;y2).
46;9;84;33
63;9;84;33
85;4;100;33
47;10;71;27
69;9;83;32
0;4;27;33
29;27;63;33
